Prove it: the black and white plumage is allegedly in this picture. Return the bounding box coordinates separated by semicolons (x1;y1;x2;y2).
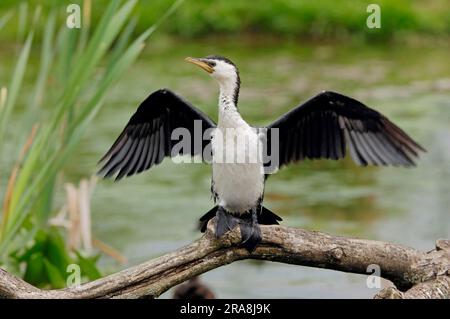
98;55;425;252
97;90;215;180
265;91;425;169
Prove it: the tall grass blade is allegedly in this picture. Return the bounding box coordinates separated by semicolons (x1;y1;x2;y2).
16;2;28;44
0;11;12;31
0;31;34;155
0;0;185;262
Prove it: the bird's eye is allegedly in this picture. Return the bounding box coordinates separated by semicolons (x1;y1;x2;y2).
208;61;216;67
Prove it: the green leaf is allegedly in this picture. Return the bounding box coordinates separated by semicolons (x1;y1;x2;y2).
75;251;102;280
14;230;47;263
23;252;46;286
43;258;66;289
45;229;72;271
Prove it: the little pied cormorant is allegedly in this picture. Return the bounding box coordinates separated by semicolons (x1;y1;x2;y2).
98;55;425;252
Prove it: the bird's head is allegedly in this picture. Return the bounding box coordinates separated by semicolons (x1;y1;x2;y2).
185;55;240;103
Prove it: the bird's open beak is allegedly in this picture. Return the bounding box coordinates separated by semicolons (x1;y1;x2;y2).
185;57;214;74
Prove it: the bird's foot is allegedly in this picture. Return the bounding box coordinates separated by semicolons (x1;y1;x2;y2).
215;207;239;238
238;209;262;253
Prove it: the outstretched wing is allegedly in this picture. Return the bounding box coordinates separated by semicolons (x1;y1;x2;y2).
98;89;216;180
265;91;425;170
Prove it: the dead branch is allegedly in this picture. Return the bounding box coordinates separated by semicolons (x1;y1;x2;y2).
1;220;449;299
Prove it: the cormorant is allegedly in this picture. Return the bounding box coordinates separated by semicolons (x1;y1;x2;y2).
98;55;425;252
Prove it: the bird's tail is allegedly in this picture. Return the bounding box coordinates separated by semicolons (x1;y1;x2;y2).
257;206;283;225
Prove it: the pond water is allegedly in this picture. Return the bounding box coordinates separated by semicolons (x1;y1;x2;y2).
4;37;450;298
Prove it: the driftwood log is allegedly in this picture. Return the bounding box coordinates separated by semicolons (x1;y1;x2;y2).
0;219;449;299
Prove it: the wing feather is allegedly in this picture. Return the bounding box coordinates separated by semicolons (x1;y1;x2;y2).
266;91;425;169
98;89;216;180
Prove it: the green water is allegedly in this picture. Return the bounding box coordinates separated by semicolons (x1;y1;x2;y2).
4;38;450;298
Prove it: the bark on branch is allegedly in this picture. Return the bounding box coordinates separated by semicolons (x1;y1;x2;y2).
0;220;449;299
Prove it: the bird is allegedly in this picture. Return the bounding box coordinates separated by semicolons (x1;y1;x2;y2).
97;55;425;252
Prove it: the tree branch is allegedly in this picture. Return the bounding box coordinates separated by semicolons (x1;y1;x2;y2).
1;220;449;299
375;276;450;299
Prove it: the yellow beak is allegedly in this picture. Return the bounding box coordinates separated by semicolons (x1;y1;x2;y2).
185;57;214;74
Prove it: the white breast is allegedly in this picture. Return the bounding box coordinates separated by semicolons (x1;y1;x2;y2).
211;111;265;214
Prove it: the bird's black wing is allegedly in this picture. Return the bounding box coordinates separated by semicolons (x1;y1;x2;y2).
98;89;216;180
264;91;425;170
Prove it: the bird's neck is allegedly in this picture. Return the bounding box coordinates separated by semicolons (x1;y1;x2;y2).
218;89;240;128
217;76;241;127
219;89;237;111
218;71;240;109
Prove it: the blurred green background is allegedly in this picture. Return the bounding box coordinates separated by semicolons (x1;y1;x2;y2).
0;0;449;298
1;0;450;41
